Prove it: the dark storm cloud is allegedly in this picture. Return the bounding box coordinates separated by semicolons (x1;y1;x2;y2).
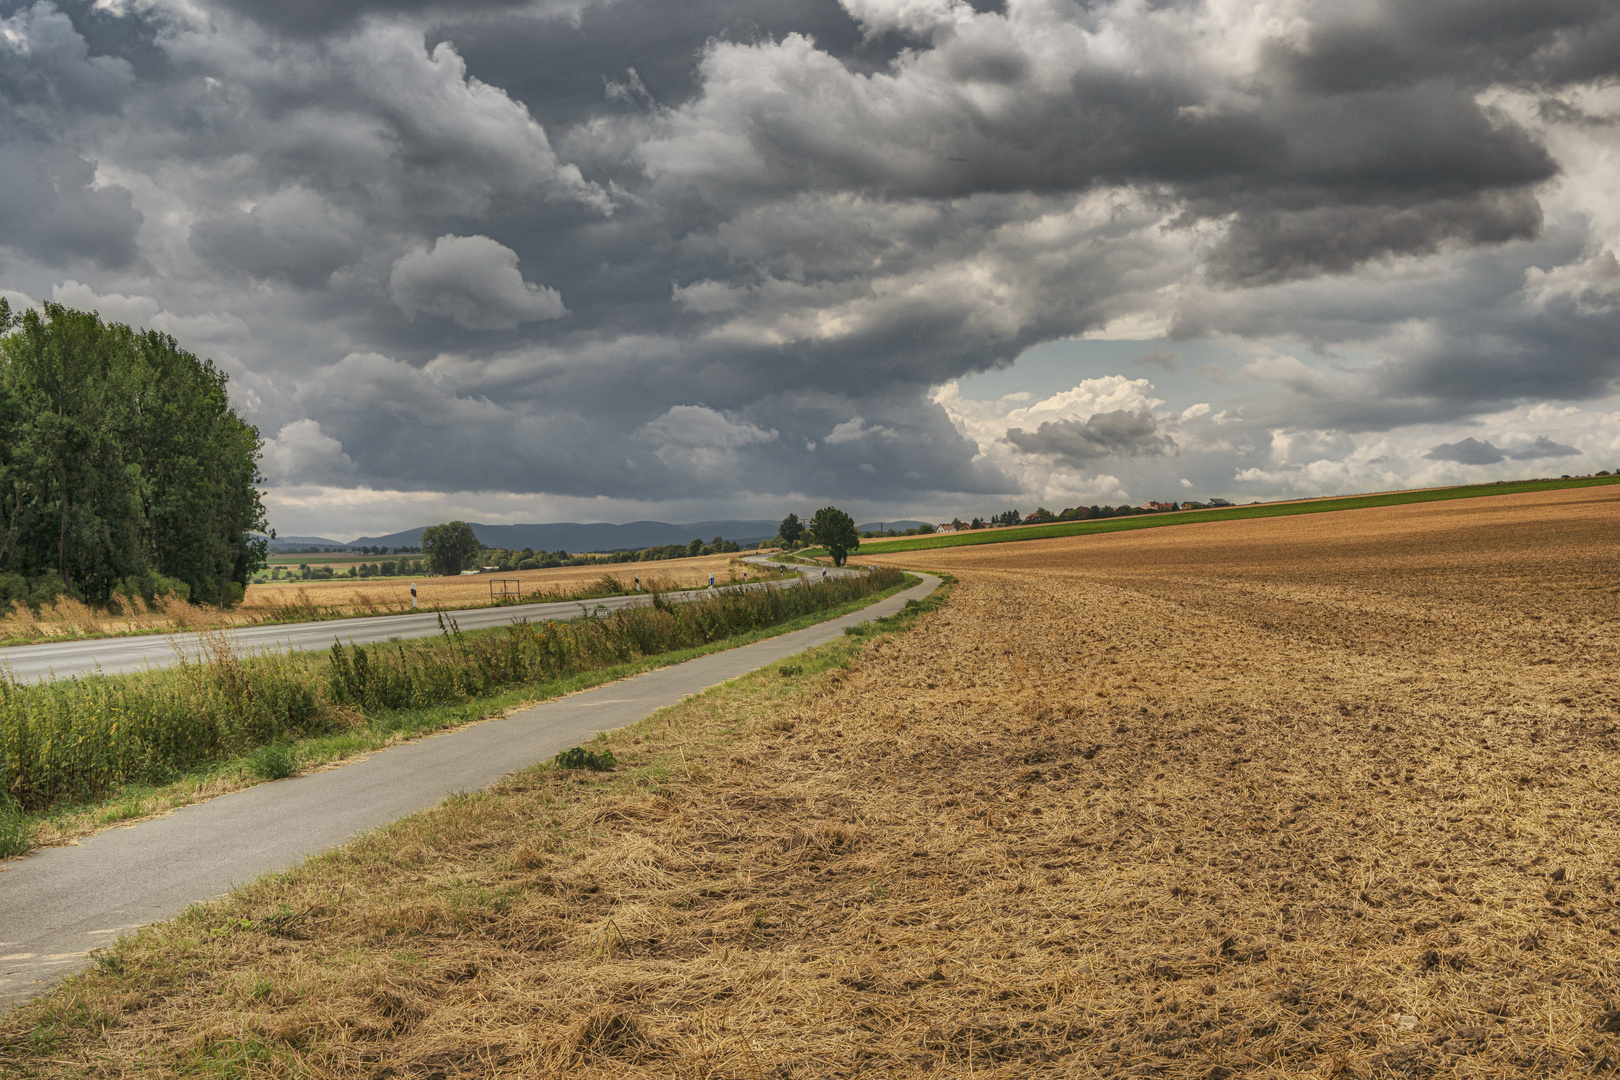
1006;410;1177;464
0;1;142;266
0;140;141;267
200;0;534;39
1425;434;1581;465
2;0;1619;521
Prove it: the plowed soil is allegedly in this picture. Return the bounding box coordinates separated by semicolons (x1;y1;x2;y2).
6;487;1619;1078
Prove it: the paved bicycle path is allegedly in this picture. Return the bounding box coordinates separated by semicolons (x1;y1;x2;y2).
0;569;936;1010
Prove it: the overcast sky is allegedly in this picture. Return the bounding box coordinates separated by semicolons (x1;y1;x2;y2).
3;0;1617;538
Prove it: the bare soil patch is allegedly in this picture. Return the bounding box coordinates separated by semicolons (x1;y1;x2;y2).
5;491;1619;1077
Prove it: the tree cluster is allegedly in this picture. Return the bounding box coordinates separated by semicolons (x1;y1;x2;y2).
0;301;268;610
416;524;752;577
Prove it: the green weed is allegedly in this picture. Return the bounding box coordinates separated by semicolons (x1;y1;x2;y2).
0;790;31;857
246;742;298;781
553;746;618;771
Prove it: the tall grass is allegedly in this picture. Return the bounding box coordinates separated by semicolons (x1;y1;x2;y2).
327;569;905;711
0;571;905;814
0;633;323;810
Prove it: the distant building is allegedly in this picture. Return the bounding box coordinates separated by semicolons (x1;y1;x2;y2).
1207;498;1232;507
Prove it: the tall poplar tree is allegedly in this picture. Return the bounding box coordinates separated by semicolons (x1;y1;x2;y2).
0;302;269;608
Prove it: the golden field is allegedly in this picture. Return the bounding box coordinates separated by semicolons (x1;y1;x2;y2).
239;552;759;614
5;488;1619;1077
0;553;763;644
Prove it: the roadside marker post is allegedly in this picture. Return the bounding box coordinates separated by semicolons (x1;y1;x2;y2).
411;582;417;610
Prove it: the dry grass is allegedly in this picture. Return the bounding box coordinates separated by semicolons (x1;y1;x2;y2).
243;552;754;614
6;490;1620;1078
0;554;764;645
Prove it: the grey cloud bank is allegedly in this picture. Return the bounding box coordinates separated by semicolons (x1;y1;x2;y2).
1;0;1617;537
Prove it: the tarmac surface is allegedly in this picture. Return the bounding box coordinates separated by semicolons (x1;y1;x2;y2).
0;562;934;1010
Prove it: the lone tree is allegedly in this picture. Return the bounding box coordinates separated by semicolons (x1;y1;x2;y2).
809;506;860;567
422;520;479;576
776;512;805;548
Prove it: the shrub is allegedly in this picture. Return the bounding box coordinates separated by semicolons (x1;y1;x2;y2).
246;742;299;781
553;746;617;771
0;790;31;858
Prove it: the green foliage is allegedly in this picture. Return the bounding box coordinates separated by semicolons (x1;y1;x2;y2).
0;642;323;811
324;569;906;712
246;742;298;781
809;506;860;566
776;512;805;547
552;745;618;771
0;569;907;825
421;520;479;576
0;303;268;608
0;789;32;858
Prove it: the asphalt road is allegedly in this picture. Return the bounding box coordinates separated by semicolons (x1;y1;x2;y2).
0;562;856;683
0;565;933;1010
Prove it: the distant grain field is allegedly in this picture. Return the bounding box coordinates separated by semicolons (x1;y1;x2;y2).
7;488;1618;1077
0;553;762;643
238;551;756;615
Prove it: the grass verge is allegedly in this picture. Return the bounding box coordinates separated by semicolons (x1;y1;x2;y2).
3;572;920;857
800;473;1620;557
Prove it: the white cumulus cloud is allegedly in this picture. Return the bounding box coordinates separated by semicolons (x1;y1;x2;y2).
389;235;566;330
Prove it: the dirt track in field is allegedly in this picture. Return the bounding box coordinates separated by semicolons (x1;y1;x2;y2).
6;488;1619;1078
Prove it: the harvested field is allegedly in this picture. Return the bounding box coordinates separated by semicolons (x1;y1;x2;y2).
6;489;1620;1077
239;552;757;615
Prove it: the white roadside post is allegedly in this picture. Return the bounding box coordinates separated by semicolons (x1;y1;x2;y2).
411;582;418;610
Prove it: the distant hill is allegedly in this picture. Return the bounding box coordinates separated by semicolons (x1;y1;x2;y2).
265;534;348;552
334;520;782;553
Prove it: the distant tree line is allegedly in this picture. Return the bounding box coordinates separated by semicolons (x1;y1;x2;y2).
415;520;748;576
0;301;268;610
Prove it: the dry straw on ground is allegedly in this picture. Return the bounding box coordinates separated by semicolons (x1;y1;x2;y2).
4;487;1619;1078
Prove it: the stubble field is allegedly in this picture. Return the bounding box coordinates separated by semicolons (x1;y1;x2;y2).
5;487;1618;1077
